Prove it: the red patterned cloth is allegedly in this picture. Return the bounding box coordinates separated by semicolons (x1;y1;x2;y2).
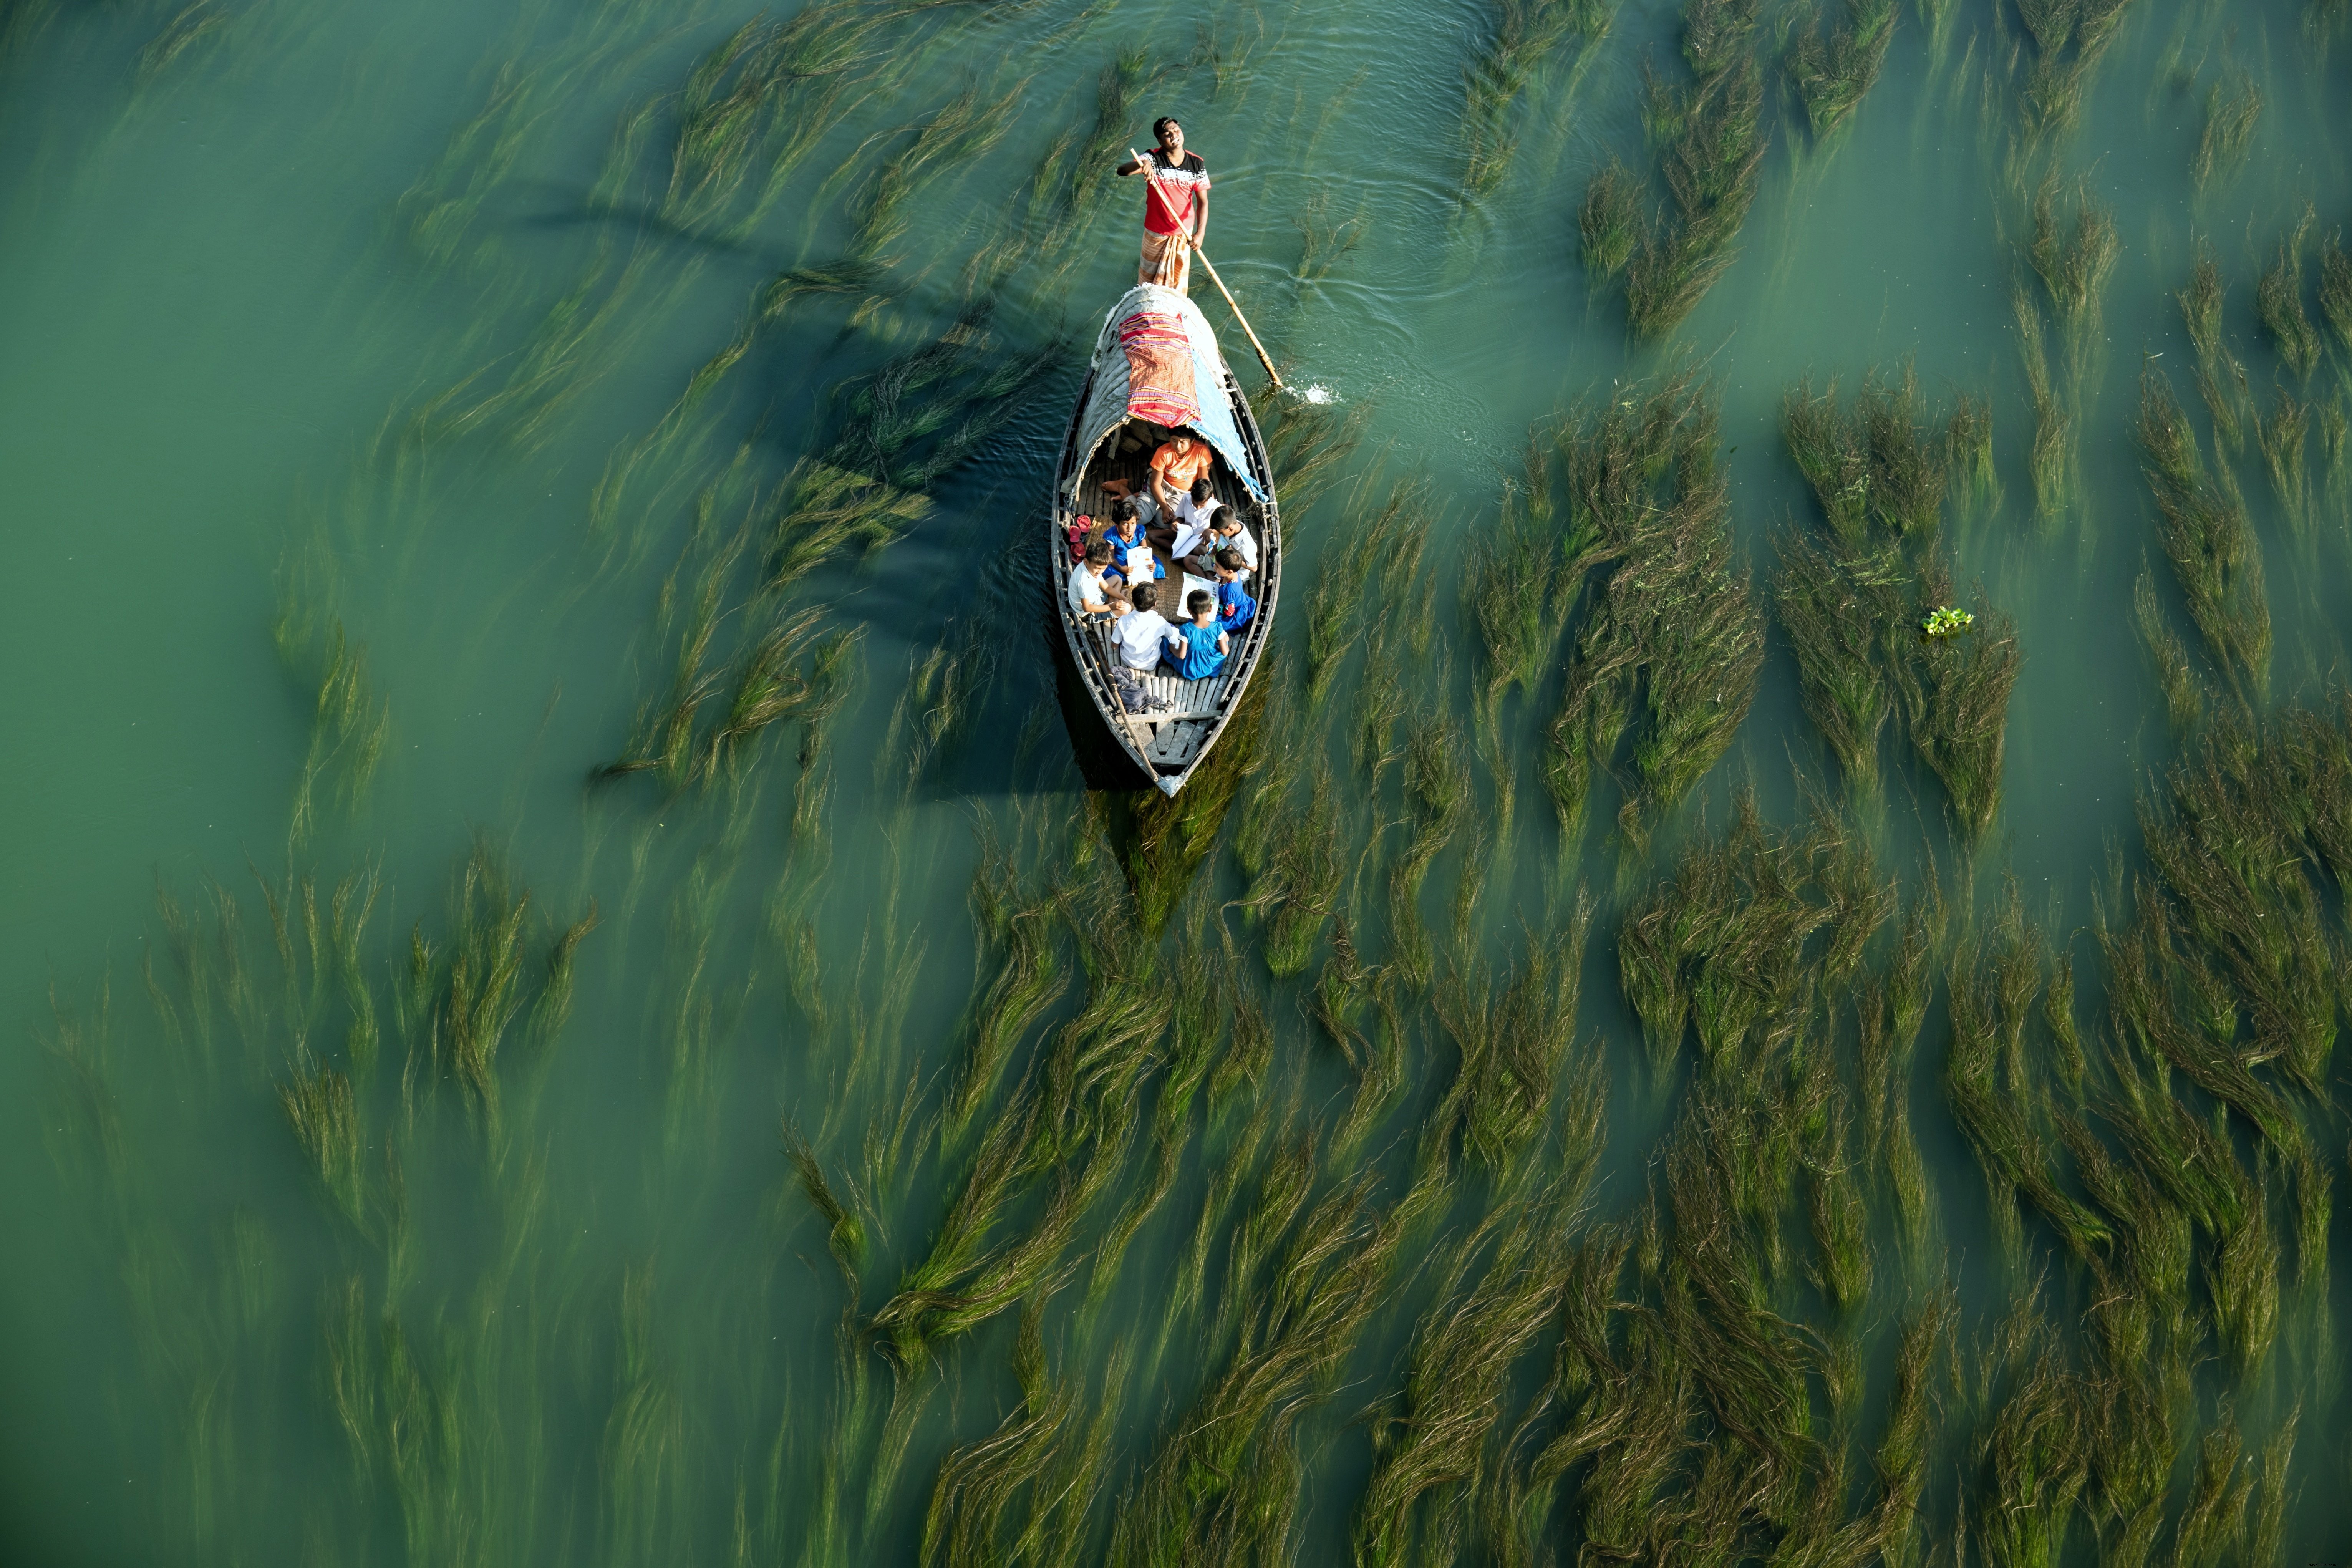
1119;309;1198;428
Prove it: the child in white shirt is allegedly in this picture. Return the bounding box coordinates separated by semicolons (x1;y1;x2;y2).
1066;539;1121;620
1203;505;1256;580
1111;582;1175;671
1168;477;1225;566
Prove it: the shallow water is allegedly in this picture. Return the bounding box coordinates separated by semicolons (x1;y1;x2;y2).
4;0;2352;1561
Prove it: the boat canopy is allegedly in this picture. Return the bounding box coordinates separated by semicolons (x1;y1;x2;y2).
1068;284;1268;504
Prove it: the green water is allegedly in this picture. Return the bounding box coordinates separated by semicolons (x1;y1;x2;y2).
5;0;2352;1560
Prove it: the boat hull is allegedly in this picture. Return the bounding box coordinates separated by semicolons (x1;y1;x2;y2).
1049;288;1281;794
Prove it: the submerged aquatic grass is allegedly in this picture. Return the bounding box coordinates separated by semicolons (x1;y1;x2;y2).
1460;0;1615;205
2191;69;2262;191
41;6;2352;1565
1787;0;1897;141
1577;160;1641;280
1543;375;1762;844
2258;209;2322;382
2135;367;2271;699
1623;57;1767;338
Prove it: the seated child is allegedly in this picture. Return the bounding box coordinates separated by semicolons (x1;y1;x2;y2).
1211;546;1255;634
1101;499;1163;586
1149;432;1215;520
1067;539;1121;621
1168;477;1224;565
1112;583;1174;672
1161;588;1231;681
1203;505;1256;580
1104;476;1163;532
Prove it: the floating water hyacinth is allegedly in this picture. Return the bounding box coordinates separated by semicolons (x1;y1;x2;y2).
1921;605;1975;639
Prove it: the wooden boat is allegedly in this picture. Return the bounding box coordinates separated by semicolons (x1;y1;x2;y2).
1050;283;1281;796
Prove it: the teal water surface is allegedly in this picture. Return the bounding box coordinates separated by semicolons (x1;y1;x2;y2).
5;0;2352;1562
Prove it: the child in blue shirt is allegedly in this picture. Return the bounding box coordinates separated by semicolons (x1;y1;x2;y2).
1101;498;1163;587
1162;588;1230;680
1211;546;1255;634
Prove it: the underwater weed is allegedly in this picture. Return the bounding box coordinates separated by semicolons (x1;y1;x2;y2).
1353;1200;1573;1566
1578;161;1642;280
1945;920;2109;1261
136;1;225;86
2248;1408;2298;1566
1801;1095;1871;1313
1946;392;2000;526
2178;243;2254;456
2014;285;2075;530
842;81;1024;262
1968;1319;2091;1565
1546;378;1760;840
1891;575;2022;845
708;613;861;783
1858;365;1950;540
2191;70;2262;191
1471;435;1589;731
280;620;393;844
2181;245;2226;363
1623;57;1768;337
1866;1293;1955;1564
1240;764;1346;979
2027;177;2119;378
919;1296;1092;1568
2255;388;2311;537
1787;0;1898;140
277;1049;364;1226
1783;380;1871;546
1432;913;1594;1174
1681;0;1763;79
784;1123;866;1286
2170;1413;2254;1564
526;903;599;1052
1391;711;1471;990
433;844;533;1132
1263;396;1367;524
946;856;1067;1143
1462;0;1611;203
1125;680;1267;936
2257;212;2322;382
2319;234;2352;358
1115;1179;1401;1567
1618;799;1827;1074
1306;472;1430;706
1772;528;1898;791
2130;565;2202;732
2140;726;2338;1095
2134;367;2271;699
1293;187;1370;287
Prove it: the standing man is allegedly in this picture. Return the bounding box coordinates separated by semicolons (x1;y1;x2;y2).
1117;118;1208;293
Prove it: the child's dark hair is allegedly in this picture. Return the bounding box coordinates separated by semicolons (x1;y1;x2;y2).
1130;582;1157;613
1085;539;1114;566
1111;497;1136;523
1186;588;1213;618
1212;546;1243;572
1189;477;1213;502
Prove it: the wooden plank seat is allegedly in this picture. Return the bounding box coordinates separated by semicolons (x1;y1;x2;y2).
1084;623;1238;720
